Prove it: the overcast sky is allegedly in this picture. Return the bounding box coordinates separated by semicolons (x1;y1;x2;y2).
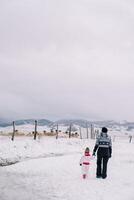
0;0;134;121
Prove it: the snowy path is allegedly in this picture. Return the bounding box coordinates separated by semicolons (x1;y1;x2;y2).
0;140;134;200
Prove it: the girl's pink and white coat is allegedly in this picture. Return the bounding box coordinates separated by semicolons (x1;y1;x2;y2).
79;152;92;176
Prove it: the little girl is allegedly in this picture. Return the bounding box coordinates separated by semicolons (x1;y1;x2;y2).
79;147;92;179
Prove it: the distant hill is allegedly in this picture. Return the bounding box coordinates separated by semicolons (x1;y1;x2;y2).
0;118;13;127
0;119;52;127
0;118;134;131
49;119;134;131
53;119;91;128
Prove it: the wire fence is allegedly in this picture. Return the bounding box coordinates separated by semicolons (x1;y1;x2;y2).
0;121;133;143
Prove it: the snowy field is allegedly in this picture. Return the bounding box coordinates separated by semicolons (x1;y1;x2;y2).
0;135;134;200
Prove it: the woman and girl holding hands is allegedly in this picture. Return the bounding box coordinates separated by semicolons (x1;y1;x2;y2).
79;127;112;179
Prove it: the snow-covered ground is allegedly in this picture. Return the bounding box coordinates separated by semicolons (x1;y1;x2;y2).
0;135;134;200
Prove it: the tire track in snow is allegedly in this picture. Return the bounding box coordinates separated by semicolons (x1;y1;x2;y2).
0;151;81;167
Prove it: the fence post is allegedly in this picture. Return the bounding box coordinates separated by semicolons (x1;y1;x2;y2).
56;124;59;139
69;124;71;138
11;121;15;141
129;135;132;143
90;124;92;139
86;123;89;139
34;120;37;140
113;135;116;142
90;124;94;139
79;127;82;139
